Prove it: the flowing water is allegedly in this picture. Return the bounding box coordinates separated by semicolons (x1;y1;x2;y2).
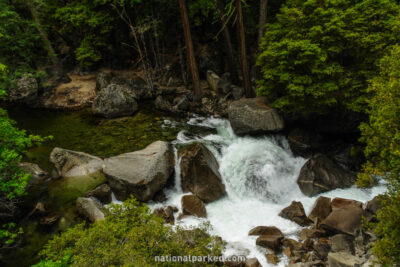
151;116;387;267
4;105;386;267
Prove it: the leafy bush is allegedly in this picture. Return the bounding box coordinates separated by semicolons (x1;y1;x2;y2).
0;64;43;245
358;45;400;265
257;0;400;115
36;198;224;267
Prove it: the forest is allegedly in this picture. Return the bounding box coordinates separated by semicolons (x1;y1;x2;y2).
1;0;400;266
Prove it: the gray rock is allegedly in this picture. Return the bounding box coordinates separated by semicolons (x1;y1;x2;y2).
279;201;312;226
104;141;174;201
297;154;356;197
228;97;284;135
76;197;105;222
328;252;362;267
181;195;206;218
85;184;112;204
180;143;226;203
96;71;112;92
92;84;138;118
50;148;104;178
8;74;38;103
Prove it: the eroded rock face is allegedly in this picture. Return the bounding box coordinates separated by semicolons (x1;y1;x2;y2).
92;84;138;118
279;201;312;226
8;74;38;103
180;143;226;203
297;154;356;197
228;97;284;135
104;141;174;201
76;197;105;222
181;195;206;218
50;148;104;178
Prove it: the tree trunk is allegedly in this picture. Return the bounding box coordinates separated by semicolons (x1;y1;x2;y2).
235;0;254;98
215;0;239;85
179;0;202;102
255;0;268;81
26;0;60;71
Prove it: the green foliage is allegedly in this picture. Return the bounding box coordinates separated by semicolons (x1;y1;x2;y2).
37;198;224;267
257;0;400;115
0;65;43;245
0;1;43;71
358;45;400;265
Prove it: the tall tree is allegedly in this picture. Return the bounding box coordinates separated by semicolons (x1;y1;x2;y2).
215;0;239;85
235;0;254;98
179;0;202;101
26;0;60;71
255;0;268;81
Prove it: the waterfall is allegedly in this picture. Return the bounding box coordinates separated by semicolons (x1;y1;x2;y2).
150;116;387;267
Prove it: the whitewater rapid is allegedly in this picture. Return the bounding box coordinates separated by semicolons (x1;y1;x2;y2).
149;116;386;267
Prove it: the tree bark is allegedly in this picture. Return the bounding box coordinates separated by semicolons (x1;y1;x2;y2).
215;0;239;85
179;0;202;102
26;0;60;71
255;0;268;81
235;0;254;98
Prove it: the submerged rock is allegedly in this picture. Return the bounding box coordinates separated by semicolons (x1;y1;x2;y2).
180;143;226;203
50;147;104;178
279;201;312;226
76;197;105;222
228;97;284;135
104;141;174;201
181;195;207;218
92;84;138;118
296;154;356;197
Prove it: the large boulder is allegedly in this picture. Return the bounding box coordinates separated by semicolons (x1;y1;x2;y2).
308;196;332;224
76;197;105;222
92;84;138;118
50;148;104;178
279;201;312;226
296;154;356;197
181;195;207;218
180;143;226;203
228;97;284;135
8;74;38;103
103;141;174;201
327;252;362;267
321;203;364;236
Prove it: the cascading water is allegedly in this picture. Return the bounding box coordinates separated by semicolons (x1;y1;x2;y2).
150;116;387;267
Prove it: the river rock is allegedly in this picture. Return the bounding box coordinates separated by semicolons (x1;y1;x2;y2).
321;203;364;236
85;184;112;204
180;143;226;203
244;258;261;267
266;253;280;265
364;196;382;222
76;197;105;222
332;198;362;210
299;228;327;241
153;206;176;224
50;148;104;178
331;234;355;255
296;154;356;197
313;243;331;260
92;84;138;118
327;252;362;267
256;234;284;252
104;141;174;201
228;97;284;135
8;74;38;103
249;226;284;237
40;212;61;227
279;201;312;226
181;195;206;218
96;71;112;92
308;196;332;224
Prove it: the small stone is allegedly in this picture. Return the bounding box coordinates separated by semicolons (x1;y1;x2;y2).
266;253;280;265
